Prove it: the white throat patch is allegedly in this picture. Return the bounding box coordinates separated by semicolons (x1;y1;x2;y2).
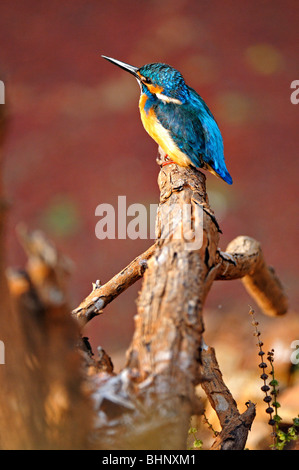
156;93;182;105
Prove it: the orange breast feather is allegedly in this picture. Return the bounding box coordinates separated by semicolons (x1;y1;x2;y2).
138;93;191;167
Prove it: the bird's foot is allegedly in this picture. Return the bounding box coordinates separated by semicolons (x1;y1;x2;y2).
160;154;175;167
156;148;175;167
161;160;175;167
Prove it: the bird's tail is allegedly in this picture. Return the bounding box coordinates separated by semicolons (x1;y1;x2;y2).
205;163;233;185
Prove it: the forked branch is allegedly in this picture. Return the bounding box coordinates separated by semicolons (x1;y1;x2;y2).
73;234;287;327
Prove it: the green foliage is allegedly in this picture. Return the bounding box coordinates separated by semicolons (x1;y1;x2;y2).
188;427;203;450
249;308;299;450
272;417;299;450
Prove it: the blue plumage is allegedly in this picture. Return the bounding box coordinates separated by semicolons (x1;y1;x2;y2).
102;57;233;185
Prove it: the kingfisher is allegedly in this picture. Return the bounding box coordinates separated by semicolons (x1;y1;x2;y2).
102;56;233;185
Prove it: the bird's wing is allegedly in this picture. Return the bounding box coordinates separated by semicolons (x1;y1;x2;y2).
153;92;233;184
187;88;232;184
153;100;207;168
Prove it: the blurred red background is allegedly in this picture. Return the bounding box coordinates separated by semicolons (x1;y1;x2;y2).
0;0;298;448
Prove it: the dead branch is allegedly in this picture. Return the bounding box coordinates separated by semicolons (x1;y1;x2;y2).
91;163;222;449
200;344;256;450
83;159;287;450
215;236;288;316
72;243;156;327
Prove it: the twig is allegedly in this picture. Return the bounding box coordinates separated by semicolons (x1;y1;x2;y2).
72;243;156;327
199;344;256;450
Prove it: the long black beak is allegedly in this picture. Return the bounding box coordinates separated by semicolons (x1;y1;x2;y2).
101;55;140;79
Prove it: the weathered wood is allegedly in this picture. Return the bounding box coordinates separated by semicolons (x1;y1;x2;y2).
200;345;256;450
92;162;222;449
73;160;287;450
88;161;289;450
215;236;288;316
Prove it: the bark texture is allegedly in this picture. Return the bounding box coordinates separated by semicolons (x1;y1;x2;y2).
92;163;221;449
200;345;256;450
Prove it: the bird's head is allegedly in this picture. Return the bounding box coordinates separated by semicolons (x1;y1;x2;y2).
102;56;188;104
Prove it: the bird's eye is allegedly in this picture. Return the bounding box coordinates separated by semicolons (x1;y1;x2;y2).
142;77;152;85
